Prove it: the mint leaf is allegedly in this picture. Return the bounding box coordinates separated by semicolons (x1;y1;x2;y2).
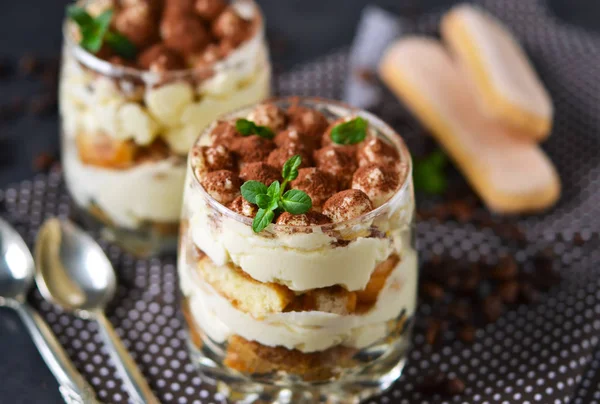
104;31;136;59
67;5;94;27
330;117;368;145
235;118;254;134
267;181;281;199
235;119;275;139
67;6;136;58
413;149;448;195
82;9;113;53
255;194;271;210
282;155;302;181
241;181;268;204
427;149;447;168
281;190;312;214
252;209;274;233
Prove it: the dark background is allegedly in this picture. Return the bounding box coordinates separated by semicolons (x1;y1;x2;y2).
0;0;597;402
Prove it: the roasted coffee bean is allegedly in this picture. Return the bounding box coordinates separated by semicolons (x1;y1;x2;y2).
425;318;442;345
448;301;472;323
482;294;504;322
33;152;56;173
448;199;474;222
354;68;377;83
489;256;518;280
498;280;519;304
419;371;447;393
41;70;58;90
422;282;445;301
431;204;451;221
443;376;466;396
518;282;539;304
28;94;57;116
573;232;585;246
532;254;559;291
458;269;480;294
458;325;476;343
494;222;527;244
18;54;40;76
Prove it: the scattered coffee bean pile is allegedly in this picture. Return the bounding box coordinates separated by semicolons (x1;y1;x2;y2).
0;53;60;173
411;190;595;396
0;54;59;120
418;247;560;346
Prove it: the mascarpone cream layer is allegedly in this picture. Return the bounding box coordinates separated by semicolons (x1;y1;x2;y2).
186;190;398;292
63;142;186;229
180;247;418;353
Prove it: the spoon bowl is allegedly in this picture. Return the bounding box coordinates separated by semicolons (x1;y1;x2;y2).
0;218;34;305
35;219;116;315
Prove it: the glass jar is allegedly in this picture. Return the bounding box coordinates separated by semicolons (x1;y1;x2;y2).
179;97;417;403
59;0;271;256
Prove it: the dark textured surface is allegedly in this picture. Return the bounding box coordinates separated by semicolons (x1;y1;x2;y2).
0;1;599;403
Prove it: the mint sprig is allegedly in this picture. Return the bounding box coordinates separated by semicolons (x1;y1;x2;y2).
235;118;275;139
413;149;448;195
240;155;312;232
330;117;368;145
67;6;136;59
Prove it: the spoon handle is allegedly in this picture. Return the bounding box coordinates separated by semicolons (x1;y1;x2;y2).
15;304;100;404
95;312;159;404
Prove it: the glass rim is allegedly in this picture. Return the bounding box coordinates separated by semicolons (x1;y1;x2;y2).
62;0;264;80
189;96;414;231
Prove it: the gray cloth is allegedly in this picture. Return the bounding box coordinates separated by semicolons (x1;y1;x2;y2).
343;6;408;109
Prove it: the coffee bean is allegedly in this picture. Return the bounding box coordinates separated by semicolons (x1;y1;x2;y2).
443;376;466;396
458;325;476;343
419;371;447;393
482;294;504;322
532;254;559;291
458;269;480;294
448;199;474;222
448;301;472;323
422;282;445;301
489;256;518;280
494;222;527;244
419;372;466;396
18;54;40;76
28;94;57;116
446;273;460;289
518;282;539;304
33;152;57;173
498;280;519;304
431;204;451;221
354;68;377;84
425;318;441;345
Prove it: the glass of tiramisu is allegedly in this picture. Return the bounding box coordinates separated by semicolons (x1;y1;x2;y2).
179;97;417;402
59;0;270;255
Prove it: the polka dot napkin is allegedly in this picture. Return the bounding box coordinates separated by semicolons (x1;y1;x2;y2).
1;0;600;402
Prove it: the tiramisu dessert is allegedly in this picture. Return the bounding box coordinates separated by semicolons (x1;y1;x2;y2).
59;0;270;254
179;97;417;401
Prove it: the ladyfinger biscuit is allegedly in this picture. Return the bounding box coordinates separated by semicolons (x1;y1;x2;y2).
379;37;560;214
441;5;553;141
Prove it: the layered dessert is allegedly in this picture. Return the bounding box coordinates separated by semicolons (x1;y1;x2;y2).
179;98;417;399
59;0;270;254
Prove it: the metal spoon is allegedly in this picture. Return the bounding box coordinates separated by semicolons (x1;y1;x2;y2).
0;218;98;404
35;218;159;404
